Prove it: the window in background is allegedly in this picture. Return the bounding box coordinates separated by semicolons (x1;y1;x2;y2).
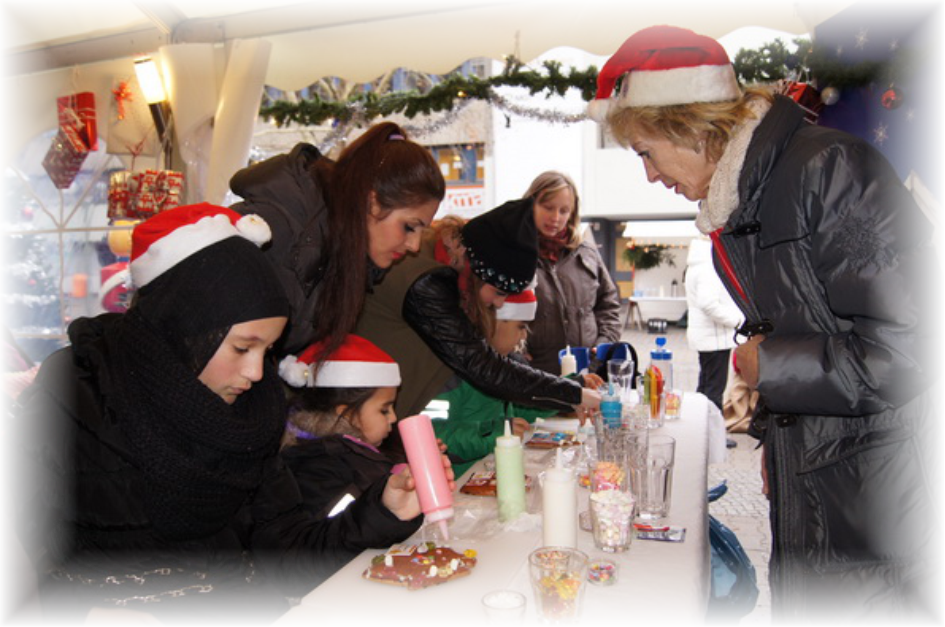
3;130;128;363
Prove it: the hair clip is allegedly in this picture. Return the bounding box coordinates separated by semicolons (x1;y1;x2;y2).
388;133;405;141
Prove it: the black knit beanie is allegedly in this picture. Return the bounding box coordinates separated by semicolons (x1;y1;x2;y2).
135;236;290;373
460;197;538;294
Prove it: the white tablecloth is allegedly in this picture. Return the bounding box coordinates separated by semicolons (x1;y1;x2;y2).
276;392;718;626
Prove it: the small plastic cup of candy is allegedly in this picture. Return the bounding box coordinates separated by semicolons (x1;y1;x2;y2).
587;559;619;586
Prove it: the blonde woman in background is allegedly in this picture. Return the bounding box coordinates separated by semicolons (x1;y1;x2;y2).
523;171;622;375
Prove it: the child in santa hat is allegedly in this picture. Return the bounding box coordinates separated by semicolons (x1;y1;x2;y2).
14;203;448;623
430;289;560;477
278;334;406;521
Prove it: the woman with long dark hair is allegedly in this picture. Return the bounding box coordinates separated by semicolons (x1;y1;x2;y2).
229;122;445;362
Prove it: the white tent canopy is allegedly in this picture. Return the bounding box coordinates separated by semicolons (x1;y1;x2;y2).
1;1;855;205
5;0;853;89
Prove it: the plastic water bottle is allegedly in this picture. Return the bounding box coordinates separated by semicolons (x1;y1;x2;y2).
495;420;527;522
651;336;680;419
650;336;674;391
398;414;454;538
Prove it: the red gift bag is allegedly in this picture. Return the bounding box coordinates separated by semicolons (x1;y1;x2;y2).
58;92;98;151
42;126;90;189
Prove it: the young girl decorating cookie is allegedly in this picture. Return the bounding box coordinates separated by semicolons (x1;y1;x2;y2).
279;334;406;520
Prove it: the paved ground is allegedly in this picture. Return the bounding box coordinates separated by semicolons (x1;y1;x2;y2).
621;326;771;623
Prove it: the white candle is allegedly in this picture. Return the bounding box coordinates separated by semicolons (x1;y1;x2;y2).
541;448;577;547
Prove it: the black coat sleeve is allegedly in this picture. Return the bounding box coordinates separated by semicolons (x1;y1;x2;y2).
402;267;583;411
249;454;421;595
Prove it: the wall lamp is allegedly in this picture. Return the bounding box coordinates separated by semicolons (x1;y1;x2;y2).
133;57;172;164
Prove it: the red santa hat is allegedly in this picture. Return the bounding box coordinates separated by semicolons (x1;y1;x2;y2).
587;25;741;123
279;334;402;389
496;289;537;322
130;202;272;288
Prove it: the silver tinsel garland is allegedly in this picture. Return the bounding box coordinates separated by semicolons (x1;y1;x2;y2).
486;88;587;125
315;99;474;153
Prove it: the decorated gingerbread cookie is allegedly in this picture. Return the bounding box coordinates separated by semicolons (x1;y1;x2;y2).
363;542;478;590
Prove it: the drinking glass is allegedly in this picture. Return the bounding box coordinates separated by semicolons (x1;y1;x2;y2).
528;547;589;623
482;589;526;625
589;487;635;552
606;359;634;400
629;434;675;520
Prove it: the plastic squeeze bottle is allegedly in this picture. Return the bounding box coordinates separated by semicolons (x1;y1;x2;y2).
398;414;454;539
541;448;577;547
494;420;526;522
560;345;577;377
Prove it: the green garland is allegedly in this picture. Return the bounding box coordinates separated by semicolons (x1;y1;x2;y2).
732;36;915;89
260;57;598;127
259;40;911;127
623;245;676;271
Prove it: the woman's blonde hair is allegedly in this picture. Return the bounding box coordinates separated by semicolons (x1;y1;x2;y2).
607;88;775;163
524;171;582;249
428;216;498;339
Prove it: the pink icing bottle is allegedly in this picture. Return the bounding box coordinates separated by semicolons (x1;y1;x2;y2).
398;414;454;539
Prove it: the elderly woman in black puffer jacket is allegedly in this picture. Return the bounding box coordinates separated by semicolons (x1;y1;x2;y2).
590;24;938;623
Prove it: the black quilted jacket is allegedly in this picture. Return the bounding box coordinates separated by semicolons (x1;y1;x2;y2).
710;96;936;620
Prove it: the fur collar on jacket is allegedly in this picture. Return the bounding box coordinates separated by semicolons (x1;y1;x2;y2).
696;98;773;235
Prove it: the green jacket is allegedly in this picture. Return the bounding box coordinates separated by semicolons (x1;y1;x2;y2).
432;377;557;477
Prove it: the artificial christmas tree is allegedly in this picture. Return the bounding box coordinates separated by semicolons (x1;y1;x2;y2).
0;176;63;361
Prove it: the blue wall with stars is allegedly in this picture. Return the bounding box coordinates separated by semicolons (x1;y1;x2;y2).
814;0;943;203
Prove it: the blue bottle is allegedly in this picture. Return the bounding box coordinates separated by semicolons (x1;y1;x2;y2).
600;390;622;429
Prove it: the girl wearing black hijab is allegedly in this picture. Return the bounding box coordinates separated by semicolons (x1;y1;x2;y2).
14;203;443;624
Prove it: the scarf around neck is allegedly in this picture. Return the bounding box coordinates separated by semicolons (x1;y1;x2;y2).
105;307;286;541
538;229;570;263
696;97;773;235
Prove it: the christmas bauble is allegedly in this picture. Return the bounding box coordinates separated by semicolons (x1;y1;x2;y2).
881;87;904;110
107;219;139;257
821;87;841;106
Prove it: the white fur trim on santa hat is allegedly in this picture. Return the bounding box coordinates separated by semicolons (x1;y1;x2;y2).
497;289;537;321
314;360;402;388
236;214;272;246
278;354;314;388
619;64;740;108
586;98;612;124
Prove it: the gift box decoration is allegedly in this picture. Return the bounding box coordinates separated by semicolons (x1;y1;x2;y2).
57;92;98;151
779;81;824;124
42;125;90;189
108;169;184;220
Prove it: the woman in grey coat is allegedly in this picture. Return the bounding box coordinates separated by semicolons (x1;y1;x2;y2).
592;25;938;622
524;171;622;375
